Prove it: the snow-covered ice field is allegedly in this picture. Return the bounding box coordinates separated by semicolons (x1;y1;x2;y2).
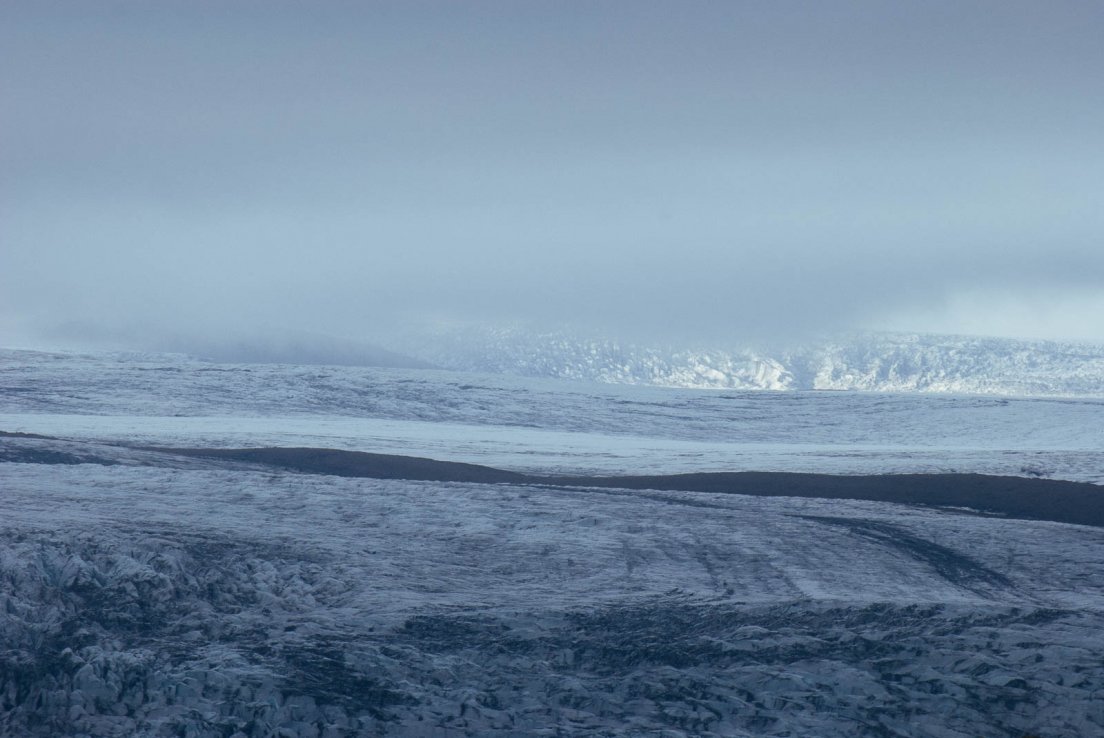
2;348;1104;736
3;348;1103;482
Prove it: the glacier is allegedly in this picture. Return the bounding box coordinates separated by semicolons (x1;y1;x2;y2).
387;328;1104;396
2;347;1104;736
3;347;1102;482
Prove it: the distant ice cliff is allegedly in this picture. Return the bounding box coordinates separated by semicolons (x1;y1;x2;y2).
393;328;1104;396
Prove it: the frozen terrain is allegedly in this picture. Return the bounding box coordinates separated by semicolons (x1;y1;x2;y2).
3;347;1103;482
392;327;1104;395
2;348;1104;736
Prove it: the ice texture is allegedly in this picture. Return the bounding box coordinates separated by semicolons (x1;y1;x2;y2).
392;328;1104;395
2;348;1103;482
2;464;1104;736
2;349;1104;736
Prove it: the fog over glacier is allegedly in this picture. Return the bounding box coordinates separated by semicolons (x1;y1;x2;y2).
7;4;1104;737
3;1;1104;351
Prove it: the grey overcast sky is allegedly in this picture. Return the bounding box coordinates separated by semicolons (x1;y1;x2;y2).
2;0;1103;349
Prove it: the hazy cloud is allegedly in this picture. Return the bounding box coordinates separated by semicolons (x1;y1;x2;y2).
3;1;1103;351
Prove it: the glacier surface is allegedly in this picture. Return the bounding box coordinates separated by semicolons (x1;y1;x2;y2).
389;328;1104;396
2;348;1103;736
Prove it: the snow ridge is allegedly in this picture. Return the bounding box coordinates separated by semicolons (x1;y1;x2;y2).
396;328;1104;396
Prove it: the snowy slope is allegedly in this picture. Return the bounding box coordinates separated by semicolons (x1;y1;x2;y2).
393;327;1104;395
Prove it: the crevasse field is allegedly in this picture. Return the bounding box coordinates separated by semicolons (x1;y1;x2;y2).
2;348;1104;737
